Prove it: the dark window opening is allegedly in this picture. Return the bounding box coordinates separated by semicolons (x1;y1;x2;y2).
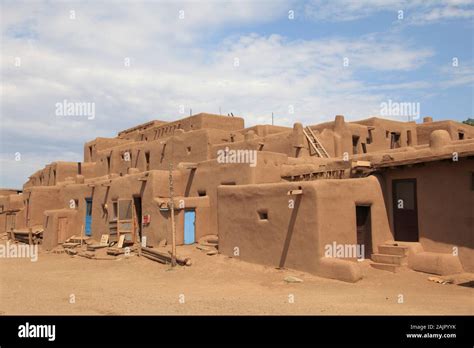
459;132;465;140
258;210;268;220
187;146;192;154
390;132;401;149
89;146;93;160
145;151;150;171
352;136;360;154
198;190;206;197
106;156;111;174
407;130;412;146
77;162;82;175
367;129;373;144
221;181;236;185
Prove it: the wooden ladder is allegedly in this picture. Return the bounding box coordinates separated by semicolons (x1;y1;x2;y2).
303;126;330;158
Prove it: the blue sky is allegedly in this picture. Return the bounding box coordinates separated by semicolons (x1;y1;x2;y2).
1;0;473;188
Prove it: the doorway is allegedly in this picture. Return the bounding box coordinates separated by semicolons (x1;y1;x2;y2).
57;217;69;243
133;196;142;241
184;209;195;245
356;205;372;259
85;198;93;236
392;179;419;242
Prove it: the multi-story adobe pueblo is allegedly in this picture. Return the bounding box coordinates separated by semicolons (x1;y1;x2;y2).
1;113;473;282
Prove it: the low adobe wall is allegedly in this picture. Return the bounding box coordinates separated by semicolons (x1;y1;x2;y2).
217;176;392;282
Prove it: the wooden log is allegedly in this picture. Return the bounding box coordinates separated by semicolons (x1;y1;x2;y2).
141;251;167;264
142;247;190;266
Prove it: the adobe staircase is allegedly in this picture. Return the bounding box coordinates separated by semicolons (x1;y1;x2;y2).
370;244;409;272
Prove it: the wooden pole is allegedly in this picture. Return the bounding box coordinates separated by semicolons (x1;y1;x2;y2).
81;224;84;247
169;141;177;267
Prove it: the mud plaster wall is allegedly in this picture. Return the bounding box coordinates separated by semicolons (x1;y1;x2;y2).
313;176;393;256
22;187;61;228
381;158;474;272
217;177;392;275
217;182;320;274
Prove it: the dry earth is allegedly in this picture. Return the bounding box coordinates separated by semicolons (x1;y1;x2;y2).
1;241;473;315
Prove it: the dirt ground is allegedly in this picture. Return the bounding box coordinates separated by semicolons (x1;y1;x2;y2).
0;241;473;315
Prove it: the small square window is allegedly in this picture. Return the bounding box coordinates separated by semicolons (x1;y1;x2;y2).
198;190;206;197
258;210;268;220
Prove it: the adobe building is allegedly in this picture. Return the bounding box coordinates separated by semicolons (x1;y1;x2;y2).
1;113;473;282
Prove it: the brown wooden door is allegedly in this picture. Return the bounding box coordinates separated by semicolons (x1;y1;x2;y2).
392;179;419;242
356;206;372;258
57;217;68;243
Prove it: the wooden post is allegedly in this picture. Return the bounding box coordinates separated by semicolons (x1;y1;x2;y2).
81;224;84;247
169;161;177;267
28;227;33;245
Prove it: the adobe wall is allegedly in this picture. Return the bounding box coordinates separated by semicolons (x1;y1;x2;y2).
416;120;474;145
43;209;78;250
311;116;418;157
217;176;391;282
380;158;474;272
21;187;61;229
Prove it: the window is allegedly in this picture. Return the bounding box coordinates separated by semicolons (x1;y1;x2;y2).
107;155;111;174
390;132;401;149
352;136;360;154
112;201;118;220
198;190;206;197
145;151;151;171
407;130;412;146
221;181;236;185
459;132;465;140
367;129;373;144
187;146;192;154
258;210;268;220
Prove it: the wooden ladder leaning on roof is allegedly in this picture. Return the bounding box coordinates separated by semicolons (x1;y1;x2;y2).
303;126;330;158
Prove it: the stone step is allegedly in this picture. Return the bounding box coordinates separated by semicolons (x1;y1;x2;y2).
378;245;409;256
370;262;400;273
371;253;407;265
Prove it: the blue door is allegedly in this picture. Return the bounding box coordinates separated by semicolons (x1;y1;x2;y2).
184;210;195;244
85;198;93;236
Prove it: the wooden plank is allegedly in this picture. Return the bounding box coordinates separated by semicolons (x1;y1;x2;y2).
306;126;330;158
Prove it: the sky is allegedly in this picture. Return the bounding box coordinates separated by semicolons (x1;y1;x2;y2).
1;0;473;188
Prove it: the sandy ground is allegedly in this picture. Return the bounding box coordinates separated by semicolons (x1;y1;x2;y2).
0;241;473;315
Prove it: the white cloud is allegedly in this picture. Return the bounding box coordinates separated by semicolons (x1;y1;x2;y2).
303;0;474;23
0;0;467;188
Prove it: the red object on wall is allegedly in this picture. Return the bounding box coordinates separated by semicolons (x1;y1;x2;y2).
142;214;151;225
